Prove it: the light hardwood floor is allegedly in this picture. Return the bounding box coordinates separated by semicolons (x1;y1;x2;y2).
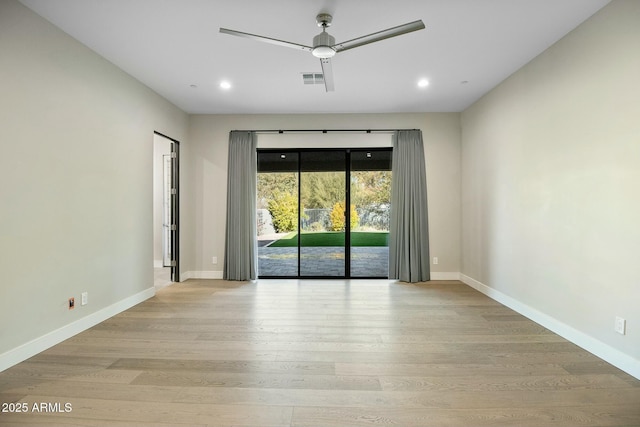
1;279;638;426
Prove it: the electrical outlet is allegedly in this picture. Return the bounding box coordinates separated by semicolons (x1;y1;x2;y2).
433;257;438;265
68;297;75;310
81;292;88;306
615;316;626;335
212;256;218;264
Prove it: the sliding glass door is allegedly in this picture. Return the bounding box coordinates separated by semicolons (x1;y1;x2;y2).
256;151;299;277
300;151;346;277
350;150;392;278
257;148;391;278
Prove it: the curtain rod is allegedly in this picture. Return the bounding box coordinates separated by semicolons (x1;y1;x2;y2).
232;129;419;134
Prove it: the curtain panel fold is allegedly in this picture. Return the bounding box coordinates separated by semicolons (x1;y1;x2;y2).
389;130;430;282
223;131;258;281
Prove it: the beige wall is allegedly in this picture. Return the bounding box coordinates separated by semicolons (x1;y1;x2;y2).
187;113;461;277
461;0;640;368
0;0;188;361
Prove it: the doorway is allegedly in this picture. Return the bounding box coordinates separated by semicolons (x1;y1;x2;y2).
257;148;391;278
153;132;179;286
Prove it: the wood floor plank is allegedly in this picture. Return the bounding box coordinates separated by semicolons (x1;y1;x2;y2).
5;382;183;404
196;331;384;344
0;393;26;405
108;358;334;375
131;370;382;391
2;396;292;426
0;279;637;426
487;351;603;365
0;421;208;427
41;346;280;361
334;362;571;377
380;332;565;343
291;405;640;427
171;386;640;410
379;373;632;392
275;349;494;364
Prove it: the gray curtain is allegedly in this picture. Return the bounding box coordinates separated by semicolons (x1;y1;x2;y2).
223;131;257;281
389;130;430;282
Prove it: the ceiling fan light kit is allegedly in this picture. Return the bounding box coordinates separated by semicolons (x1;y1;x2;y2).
312;33;336;58
220;13;425;92
313;12;335;58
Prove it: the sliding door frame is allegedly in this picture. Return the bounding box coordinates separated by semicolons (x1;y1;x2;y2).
257;147;391;279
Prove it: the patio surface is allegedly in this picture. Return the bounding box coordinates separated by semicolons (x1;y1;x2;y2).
257;246;389;277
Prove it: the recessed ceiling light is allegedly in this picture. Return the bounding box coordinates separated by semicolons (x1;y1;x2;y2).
417;78;429;88
220;80;232;90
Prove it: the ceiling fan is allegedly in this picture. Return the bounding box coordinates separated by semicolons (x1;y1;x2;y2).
220;14;425;92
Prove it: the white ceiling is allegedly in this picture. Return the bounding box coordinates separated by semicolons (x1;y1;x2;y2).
20;0;610;114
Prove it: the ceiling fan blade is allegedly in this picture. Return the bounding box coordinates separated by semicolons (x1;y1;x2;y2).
320;58;335;92
332;20;425;53
220;28;312;52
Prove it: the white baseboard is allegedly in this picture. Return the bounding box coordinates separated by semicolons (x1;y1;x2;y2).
182;270;224;281
460;274;640;380
430;272;461;281
0;287;155;373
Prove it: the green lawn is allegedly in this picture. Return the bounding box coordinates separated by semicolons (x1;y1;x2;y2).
268;231;388;248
